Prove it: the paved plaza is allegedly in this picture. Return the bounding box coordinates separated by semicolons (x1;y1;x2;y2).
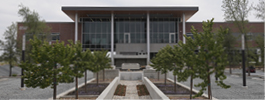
0;69;93;100
0;65;264;99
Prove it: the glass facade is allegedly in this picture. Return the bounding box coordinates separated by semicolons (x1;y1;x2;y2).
114;14;146;44
81;14;180;50
150;16;179;43
82;17;111;50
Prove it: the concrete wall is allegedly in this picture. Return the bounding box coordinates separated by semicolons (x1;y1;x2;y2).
116;43;178;53
116;43;147;54
150;43;178;52
143;77;169;100
93;69;119;79
143;69;168;79
115;58;146;68
96;77;119;100
120;72;143;80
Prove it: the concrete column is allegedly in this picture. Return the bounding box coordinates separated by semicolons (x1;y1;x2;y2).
75;13;78;43
147;12;150;65
182;13;186;44
111;13;114;65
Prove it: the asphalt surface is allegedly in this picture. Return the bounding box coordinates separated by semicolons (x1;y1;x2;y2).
224;68;264;78
0;65;21;77
168;69;265;99
0;70;93;100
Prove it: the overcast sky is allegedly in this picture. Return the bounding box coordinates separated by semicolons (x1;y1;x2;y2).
0;0;263;42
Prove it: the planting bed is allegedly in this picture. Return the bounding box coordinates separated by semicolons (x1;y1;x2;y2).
67;83;109;95
114;84;126;96
154;83;195;94
136;85;150;96
61;78;113;99
150;78;206;99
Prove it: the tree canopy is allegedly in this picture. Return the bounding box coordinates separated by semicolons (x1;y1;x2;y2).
0;23;19;76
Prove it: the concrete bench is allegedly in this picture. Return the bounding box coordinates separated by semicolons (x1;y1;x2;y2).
121;63;140;69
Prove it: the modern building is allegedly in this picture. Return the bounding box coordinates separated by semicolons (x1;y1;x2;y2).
17;6;264;68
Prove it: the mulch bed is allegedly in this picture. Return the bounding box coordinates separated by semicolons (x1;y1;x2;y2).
150;79;195;95
67;83;109;95
136;85;150;96
59;96;97;100
168;95;206;99
114;84;126;96
150;79;206;99
154;83;196;94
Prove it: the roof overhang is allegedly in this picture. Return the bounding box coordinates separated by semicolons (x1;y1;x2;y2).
62;6;198;21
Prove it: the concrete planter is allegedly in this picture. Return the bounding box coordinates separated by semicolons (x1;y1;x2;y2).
96;77;120;100
49;78;95;99
167;78;218;100
143;77;170;100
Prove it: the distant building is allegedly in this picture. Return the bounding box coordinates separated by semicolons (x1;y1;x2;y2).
17;6;264;68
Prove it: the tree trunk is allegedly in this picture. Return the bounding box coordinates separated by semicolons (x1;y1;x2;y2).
75;76;78;99
53;63;57;99
97;65;99;86
164;73;167;86
174;75;176;93
190;66;193;99
158;71;160;81
229;65;232;74
97;72;99;86
9;63;12;77
103;69;105;81
85;70;87;93
208;69;212;99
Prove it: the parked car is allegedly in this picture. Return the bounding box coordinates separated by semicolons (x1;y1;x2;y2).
246;66;256;73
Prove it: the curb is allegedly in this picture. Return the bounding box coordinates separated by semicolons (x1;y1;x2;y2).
48;78;95;99
167;78;218;100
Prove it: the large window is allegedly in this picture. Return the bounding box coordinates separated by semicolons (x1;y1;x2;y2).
51;33;60;41
150;16;179;43
114;14;146;44
186;33;194;39
82;17;111;51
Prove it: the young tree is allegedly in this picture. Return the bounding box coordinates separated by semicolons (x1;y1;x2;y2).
151;45;174;86
253;35;264;70
20;36;75;99
187;19;231;99
18;4;51;62
177;31;200;99
222;28;239;74
222;0;252;76
69;41;92;99
171;45;188;93
88;50;110;86
0;23;19;76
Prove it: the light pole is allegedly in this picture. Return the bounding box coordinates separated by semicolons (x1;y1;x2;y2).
242;34;246;87
21;34;25;90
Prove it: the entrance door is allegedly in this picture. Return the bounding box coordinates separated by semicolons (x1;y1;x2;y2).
169;33;175;43
124;33;130;43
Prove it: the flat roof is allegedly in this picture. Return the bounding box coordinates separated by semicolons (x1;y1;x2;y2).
62;6;199;21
